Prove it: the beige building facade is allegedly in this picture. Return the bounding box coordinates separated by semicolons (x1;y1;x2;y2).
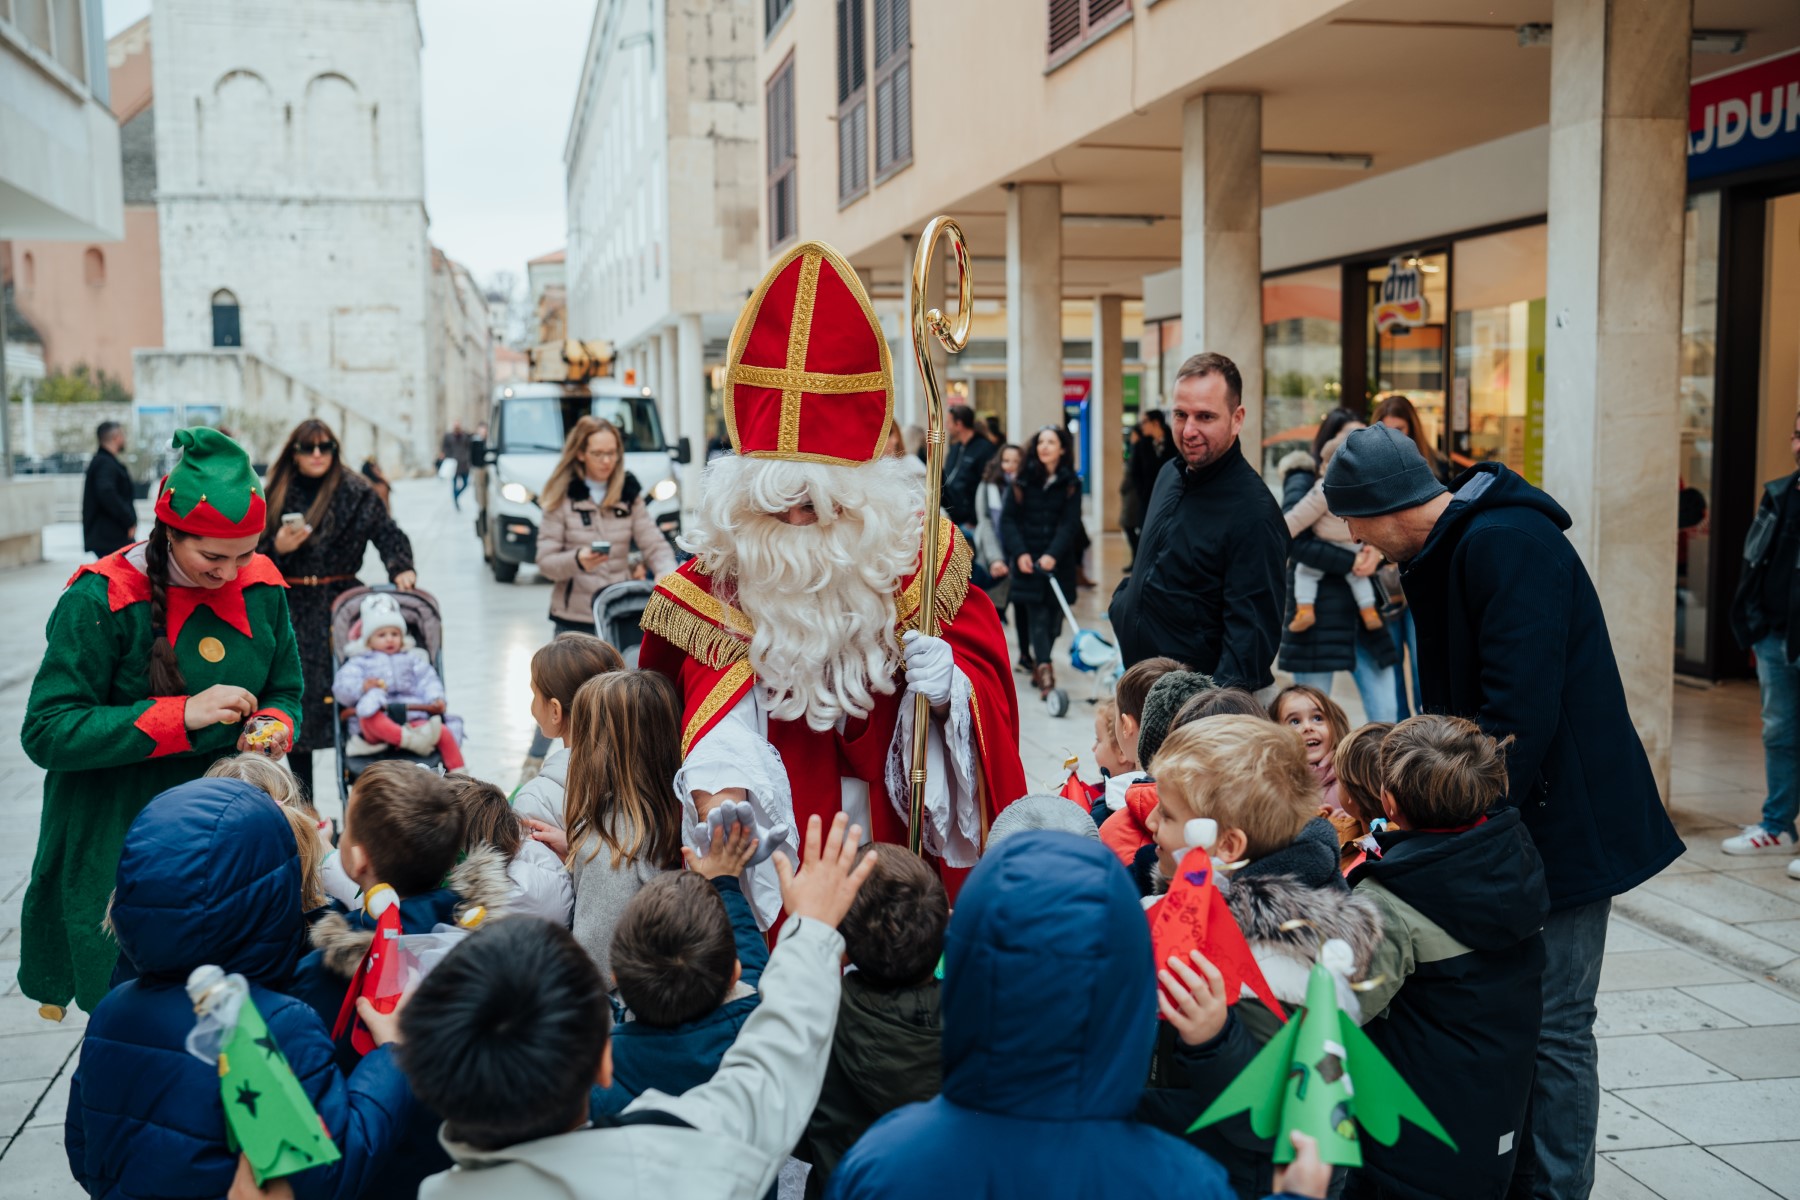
755;0;1800;800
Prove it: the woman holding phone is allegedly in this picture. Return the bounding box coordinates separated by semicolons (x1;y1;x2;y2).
527;416;676;764
260;418;416;800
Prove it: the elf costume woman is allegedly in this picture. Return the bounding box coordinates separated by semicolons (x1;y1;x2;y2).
20;428;305;1017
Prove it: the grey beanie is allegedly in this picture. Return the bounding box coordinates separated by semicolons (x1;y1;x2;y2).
1322;424;1448;518
987;794;1102;848
1136;670;1217;770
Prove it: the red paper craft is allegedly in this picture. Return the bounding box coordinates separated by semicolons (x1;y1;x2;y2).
1059;761;1101;808
331;887;413;1056
1149;852;1286;1022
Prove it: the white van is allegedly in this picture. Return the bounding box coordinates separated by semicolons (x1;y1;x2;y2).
472;379;689;583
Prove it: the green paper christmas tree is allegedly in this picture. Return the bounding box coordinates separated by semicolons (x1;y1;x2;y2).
1189;943;1456;1167
189;966;342;1185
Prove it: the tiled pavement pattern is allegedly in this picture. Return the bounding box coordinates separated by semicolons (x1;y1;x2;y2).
2;480;1798;1198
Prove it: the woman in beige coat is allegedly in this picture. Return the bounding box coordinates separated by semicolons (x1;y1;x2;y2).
535;415;677;632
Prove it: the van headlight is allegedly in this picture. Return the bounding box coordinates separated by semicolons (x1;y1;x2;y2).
500;482;533;504
650;478;679;503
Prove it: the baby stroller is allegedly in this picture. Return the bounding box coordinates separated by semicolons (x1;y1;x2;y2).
327;583;449;802
1042;575;1122;719
592;579;655;667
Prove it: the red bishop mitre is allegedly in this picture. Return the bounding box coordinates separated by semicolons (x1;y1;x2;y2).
725;241;894;465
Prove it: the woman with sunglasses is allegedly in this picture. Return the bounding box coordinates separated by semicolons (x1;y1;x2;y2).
260;418;416;799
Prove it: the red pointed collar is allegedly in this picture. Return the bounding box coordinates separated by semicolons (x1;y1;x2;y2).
71;549;287;644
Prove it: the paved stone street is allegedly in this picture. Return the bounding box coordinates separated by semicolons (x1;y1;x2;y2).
3;479;1799;1198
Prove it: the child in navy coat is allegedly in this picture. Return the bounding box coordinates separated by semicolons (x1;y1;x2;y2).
65;777;415;1200
588;822;765;1116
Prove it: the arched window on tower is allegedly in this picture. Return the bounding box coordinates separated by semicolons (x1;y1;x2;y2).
84;248;106;287
211;289;241;348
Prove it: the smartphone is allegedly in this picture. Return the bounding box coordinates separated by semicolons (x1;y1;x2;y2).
589;540;612;556
281;512;306;529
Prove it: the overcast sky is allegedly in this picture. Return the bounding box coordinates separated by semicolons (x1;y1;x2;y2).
103;0;594;292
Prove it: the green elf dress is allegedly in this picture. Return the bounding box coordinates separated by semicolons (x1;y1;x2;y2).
19;429;304;1015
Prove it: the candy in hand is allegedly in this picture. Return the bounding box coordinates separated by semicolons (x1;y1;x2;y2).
692;800;790;867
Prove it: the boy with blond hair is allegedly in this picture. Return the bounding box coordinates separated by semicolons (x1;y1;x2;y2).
1135;715;1382;1199
1347;714;1548;1200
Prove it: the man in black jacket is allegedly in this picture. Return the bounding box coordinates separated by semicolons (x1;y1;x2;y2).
81;421;136;557
1106;353;1286;692
1325;425;1683;1200
1724;409;1800;870
940;404;994;530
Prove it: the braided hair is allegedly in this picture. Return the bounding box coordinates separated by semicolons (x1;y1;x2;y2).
145;522;188;696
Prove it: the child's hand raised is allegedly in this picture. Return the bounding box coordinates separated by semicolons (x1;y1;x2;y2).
773;813;878;929
523;817;569;858
684;820;757;880
1157;950;1230;1047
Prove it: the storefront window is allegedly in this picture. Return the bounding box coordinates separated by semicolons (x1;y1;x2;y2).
1676;192;1721;669
1451;226;1547;480
1366;253;1449;460
1262;266;1343;481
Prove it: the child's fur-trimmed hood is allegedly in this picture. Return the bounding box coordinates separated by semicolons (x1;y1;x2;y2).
310;843;513;977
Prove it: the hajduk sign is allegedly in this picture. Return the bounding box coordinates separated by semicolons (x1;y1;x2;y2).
1374;256;1428;334
1689;47;1800;182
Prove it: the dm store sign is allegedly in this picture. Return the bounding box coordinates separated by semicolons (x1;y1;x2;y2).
1374;257;1429;335
1690;48;1800;181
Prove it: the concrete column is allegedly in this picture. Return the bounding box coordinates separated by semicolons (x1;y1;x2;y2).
1005;183;1063;439
1543;0;1690;801
1180;93;1264;447
657;329;680;446
677;313;707;509
1091;295;1125;532
898;233;946;433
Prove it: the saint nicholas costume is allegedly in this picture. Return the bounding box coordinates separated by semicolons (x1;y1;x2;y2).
639;241;1026;917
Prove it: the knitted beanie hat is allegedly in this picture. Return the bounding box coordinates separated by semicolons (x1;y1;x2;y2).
1322;424;1448;518
359;593;407;639
154;428;267;538
988;794;1103;849
1137;670;1218;769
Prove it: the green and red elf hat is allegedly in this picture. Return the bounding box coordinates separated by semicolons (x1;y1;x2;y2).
153;428;267;537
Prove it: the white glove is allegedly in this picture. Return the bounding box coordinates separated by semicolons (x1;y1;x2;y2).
901;630;955;707
689;799;790;867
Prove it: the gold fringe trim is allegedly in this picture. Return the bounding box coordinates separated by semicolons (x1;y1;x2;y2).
897;518;974;635
641;589;750;670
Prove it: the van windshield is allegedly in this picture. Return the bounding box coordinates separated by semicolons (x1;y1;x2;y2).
498;394;665;453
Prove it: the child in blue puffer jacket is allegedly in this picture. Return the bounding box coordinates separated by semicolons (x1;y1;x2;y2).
64;777;417;1200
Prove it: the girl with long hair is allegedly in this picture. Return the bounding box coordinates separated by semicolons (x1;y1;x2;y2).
524;670;684;982
259;418;416;800
21;429;304;1013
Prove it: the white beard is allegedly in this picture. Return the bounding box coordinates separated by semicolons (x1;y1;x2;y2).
685;455;924;731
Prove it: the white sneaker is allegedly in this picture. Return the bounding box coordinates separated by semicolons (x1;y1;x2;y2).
1721;826;1797;856
1788;858;1800;881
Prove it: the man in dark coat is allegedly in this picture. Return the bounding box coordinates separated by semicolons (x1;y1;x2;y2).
1107;353;1287;692
81;421;136;556
1324;424;1683;1200
940;404;994;530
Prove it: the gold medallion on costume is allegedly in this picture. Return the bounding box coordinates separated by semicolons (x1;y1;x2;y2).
197;636;226;663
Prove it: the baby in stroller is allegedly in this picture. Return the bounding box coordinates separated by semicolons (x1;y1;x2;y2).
333;592;465;769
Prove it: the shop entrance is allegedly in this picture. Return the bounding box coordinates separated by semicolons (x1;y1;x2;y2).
1681;182;1800;679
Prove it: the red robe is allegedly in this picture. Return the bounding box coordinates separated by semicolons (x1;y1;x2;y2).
639;517;1026;896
